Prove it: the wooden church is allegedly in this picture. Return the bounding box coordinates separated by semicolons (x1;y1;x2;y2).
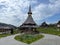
19;5;39;34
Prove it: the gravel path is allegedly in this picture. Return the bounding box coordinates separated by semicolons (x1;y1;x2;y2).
0;34;60;45
31;34;60;45
0;34;27;45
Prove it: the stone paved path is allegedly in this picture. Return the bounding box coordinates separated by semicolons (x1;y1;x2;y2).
0;34;60;45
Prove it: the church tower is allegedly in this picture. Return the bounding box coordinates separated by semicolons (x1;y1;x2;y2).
20;5;39;34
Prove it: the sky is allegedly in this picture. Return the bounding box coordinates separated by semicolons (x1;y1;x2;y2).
0;0;60;27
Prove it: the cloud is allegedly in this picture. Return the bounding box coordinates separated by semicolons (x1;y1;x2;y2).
0;0;38;26
32;0;60;24
0;0;60;26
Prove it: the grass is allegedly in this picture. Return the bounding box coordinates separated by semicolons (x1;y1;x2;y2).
15;34;44;44
0;34;11;38
37;27;60;36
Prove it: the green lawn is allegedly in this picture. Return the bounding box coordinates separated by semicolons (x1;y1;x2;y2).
37;27;60;36
15;34;44;44
0;34;11;38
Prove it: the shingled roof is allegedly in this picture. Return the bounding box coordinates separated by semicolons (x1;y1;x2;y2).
23;15;36;25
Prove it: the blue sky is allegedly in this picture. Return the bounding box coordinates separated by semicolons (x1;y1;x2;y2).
0;0;60;26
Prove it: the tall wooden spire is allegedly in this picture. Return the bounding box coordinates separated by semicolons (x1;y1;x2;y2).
28;5;32;15
24;5;36;25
